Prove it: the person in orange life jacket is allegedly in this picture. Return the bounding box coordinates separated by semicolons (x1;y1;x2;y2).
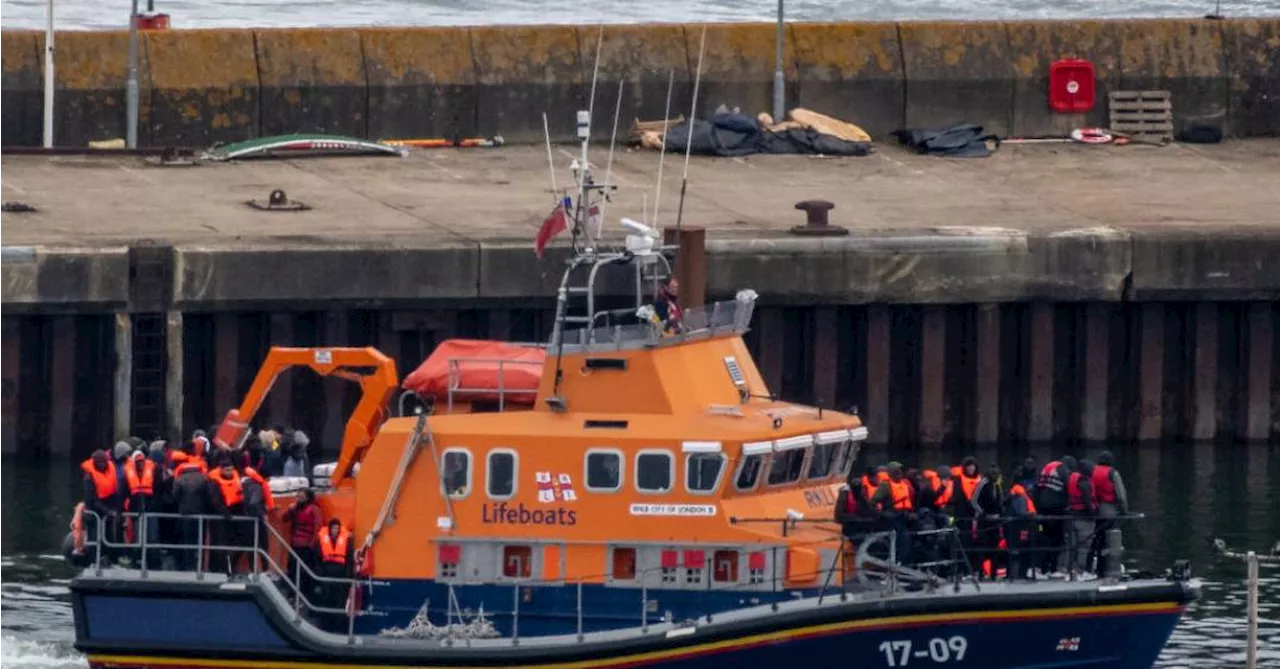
208;456;247;574
834;470;881;544
968;464;1005;578
1034;455;1077;575
81;449;122;561
1065;459;1097;577
1004;466;1040;580
931;466;955;519
908;469;947;568
870;462;915;565
1090;451;1130;575
124;449;164;569
652;277;683;335
171;445;212;571
190;428;210;457
318;518;355;632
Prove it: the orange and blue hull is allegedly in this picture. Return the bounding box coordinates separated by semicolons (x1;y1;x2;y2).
73;575;1195;669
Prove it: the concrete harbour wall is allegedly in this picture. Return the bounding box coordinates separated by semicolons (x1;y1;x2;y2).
3;18;1279;147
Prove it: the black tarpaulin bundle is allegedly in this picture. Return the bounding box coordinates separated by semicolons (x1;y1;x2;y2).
663;113;872;157
894;123;998;157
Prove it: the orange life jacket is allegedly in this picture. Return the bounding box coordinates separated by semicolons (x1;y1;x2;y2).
172;452;209;475
959;473;980;502
860;475;876;501
888;479;914;511
243;467;276;511
320;528;351;565
922;469;940;491
1009;483;1037;514
124;457;155;496
934;478;954;508
209;469;245;507
80;459;118;500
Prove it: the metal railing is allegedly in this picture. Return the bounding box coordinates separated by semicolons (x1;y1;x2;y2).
76;509;381;641
445;356;544;412
72;507;1148;646
559;294;758;352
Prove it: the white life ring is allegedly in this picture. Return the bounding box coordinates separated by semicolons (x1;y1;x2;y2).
1070;127;1113;144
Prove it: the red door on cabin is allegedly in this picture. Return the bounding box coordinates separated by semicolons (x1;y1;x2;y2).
1049;59;1096;113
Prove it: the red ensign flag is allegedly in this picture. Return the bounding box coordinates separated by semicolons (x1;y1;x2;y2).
534;204;568;259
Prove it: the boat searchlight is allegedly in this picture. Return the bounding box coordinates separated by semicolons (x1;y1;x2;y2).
621;217;658;256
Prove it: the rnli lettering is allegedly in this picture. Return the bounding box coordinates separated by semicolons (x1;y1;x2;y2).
804;487;838;509
481;502;577;526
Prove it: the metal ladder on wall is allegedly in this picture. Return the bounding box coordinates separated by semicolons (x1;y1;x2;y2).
130;313;166;440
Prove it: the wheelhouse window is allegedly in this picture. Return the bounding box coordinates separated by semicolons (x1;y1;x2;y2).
767;437;810;486
685;446;726;494
807;441;838;480
486;449;516;499
734;447;769;491
835;440;858;478
442;449;472;498
585;449;623;492
636;450;674;493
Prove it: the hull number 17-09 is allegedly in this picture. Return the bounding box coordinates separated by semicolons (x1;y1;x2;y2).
879;637;969;667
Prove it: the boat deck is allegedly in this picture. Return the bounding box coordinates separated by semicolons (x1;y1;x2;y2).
4;140;1279;250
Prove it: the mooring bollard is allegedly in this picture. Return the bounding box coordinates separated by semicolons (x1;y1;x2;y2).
1246;550;1258;669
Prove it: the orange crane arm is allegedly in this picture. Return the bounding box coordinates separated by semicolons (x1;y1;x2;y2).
212;347;398;487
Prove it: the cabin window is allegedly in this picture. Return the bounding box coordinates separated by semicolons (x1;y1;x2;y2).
486;449;517;499
441;449;472;498
685;453;726;494
766;448;807;486
734;453;766;491
635;450;674;493
585;449;624;492
835;440;858;477
807;441;838;480
503;545;533;579
611;547;637;580
713;550;740;583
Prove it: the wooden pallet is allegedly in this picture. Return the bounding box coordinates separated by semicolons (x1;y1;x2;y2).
1109;90;1173;142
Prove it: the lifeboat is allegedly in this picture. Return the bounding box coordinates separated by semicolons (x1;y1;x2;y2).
65;109;1197;669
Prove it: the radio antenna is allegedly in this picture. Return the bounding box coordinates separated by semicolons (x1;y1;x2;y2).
586;25;605;143
675;25;707;234
542;112;558;200
652;68;675;228
597;79;625;241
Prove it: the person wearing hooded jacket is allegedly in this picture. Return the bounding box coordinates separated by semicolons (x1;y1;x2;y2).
1035;455;1077;575
968;464;1004;578
171;445;212;570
